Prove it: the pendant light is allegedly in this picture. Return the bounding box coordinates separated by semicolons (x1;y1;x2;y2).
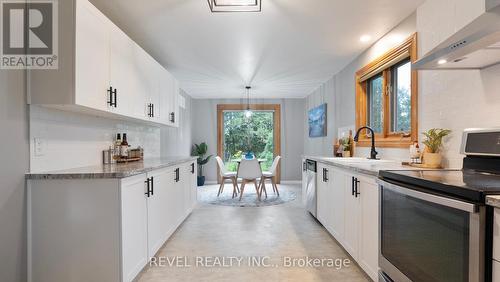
244;86;253;118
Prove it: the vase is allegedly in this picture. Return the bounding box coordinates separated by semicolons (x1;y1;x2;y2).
244;151;254;160
424;152;442;168
342;151;351;158
197;176;205;186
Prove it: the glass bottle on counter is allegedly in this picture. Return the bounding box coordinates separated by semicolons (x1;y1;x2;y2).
121;133;129;158
113;133;122;160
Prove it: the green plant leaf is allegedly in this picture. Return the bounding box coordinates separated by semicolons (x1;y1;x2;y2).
422;128;451;153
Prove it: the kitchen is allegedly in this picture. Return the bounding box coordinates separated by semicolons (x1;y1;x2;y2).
2;0;500;282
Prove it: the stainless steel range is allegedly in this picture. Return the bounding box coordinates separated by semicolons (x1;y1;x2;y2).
378;128;500;282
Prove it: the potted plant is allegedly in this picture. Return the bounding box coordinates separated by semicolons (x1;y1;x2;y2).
191;142;213;186
340;137;352;157
422;128;451;168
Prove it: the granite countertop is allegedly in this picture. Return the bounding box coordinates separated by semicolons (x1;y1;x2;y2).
486;196;500;208
303;155;418;177
26;157;198;180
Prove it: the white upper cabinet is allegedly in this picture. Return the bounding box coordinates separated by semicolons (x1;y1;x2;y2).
109;25;135;116
171;78;180;127
74;0;110;112
28;0;179;127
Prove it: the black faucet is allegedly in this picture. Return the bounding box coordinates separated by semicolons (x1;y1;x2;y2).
353;126;378;160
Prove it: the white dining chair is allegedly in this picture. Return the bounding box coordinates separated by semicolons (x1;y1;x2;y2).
215;156;239;198
237;159;262;201
260;156;281;198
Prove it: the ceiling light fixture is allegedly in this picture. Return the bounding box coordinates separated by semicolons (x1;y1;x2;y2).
207;0;262;13
438;59;448;65
360;35;371;43
244;86;253;118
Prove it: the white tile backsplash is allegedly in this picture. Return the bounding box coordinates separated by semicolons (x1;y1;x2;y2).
417;2;500;168
29;105;161;172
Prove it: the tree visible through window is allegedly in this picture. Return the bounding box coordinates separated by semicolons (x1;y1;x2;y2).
391;59;411;133
222;111;274;172
367;74;383;133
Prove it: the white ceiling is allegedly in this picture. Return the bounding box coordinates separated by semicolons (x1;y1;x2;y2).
89;0;423;99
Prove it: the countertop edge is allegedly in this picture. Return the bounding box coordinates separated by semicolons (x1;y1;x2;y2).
303;156;379;177
486;196;500;208
26;157;198;180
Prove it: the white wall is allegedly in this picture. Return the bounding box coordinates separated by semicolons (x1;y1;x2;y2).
304;13;417;162
417;0;500;168
29;91;192;172
0;70;28;282
304;0;500;169
191;98;305;182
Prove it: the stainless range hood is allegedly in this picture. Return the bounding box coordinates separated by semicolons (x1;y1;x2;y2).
413;0;500;70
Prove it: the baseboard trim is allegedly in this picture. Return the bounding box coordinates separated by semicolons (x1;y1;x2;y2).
280;180;301;184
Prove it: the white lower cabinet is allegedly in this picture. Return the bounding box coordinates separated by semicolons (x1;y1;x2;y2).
330;169;345;241
28;160;197;282
493;260;500;282
314;164;379;282
145;168;171;259
121;174;149;282
343;173;360;260
357;175;379;280
493;208;500;281
316;163;329;226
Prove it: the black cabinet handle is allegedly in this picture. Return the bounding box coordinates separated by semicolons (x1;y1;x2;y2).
150;176;154;196
174;168;180;182
151;104;154;117
147;104;152;117
144;178;151;197
170;112;175;123
322;168;325;182
351;177;355;196
324;168;329;182
355;178;360;198
114;89;117;108
107;87;117;107
191;163;195;174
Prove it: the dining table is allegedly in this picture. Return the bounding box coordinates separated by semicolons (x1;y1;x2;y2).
233;159;267;177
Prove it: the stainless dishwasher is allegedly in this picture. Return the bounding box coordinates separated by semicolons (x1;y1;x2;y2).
305;159;317;217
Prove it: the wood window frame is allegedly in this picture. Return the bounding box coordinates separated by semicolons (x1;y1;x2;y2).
355;33;418;148
217;104;281;184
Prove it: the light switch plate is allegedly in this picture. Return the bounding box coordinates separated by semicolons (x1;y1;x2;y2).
34;138;45;156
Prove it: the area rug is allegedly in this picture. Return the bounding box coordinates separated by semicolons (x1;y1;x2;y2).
198;184;296;207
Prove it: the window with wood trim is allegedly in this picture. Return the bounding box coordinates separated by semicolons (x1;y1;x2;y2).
355;33;418;148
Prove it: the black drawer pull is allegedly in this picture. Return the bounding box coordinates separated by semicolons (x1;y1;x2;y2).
355;178;360;198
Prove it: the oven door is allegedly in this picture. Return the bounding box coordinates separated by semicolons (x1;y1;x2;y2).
378;179;485;282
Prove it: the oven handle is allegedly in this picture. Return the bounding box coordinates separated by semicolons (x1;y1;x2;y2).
377;179;479;213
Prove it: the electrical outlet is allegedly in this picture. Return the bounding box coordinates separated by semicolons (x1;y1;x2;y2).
34;138;45;156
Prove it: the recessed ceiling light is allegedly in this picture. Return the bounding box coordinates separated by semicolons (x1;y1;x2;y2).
438;59;447;65
360;35;371;43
